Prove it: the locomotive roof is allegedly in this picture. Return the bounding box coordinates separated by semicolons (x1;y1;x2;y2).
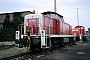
41;11;63;17
75;26;85;28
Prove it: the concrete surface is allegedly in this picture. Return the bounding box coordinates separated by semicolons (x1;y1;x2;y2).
33;40;90;60
0;41;15;45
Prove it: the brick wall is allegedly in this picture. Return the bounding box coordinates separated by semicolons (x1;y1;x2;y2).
0;11;33;23
0;14;6;23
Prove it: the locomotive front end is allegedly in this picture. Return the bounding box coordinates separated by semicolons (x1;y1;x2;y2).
24;14;42;51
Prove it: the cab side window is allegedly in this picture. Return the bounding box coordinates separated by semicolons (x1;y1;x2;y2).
61;17;64;22
51;14;58;18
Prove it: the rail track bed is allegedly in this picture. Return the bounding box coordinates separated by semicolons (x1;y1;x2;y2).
0;40;87;60
0;42;78;60
0;47;62;60
1;50;43;60
0;41;15;50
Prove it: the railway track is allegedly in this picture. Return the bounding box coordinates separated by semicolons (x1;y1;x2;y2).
0;48;61;60
0;50;44;60
0;42;76;60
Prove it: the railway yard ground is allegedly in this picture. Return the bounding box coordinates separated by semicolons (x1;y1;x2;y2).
0;39;90;60
0;41;28;58
0;41;15;45
33;39;90;60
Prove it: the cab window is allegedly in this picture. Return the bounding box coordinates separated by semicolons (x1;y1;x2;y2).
51;14;57;18
61;17;64;22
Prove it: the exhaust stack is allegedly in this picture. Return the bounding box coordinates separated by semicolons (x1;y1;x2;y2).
54;0;57;12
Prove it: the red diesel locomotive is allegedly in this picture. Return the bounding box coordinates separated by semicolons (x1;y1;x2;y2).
25;11;72;35
15;11;76;51
72;26;86;42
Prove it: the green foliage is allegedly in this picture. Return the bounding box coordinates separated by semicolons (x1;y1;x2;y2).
3;28;15;41
75;42;79;45
0;29;3;41
78;40;83;44
13;13;24;30
75;40;83;45
3;14;10;28
0;13;24;41
61;45;70;51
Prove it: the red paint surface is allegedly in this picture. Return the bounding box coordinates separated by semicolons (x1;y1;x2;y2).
25;11;74;35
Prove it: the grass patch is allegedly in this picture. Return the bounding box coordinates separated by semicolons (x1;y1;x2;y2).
75;42;79;45
2;53;13;58
61;45;70;51
0;42;4;46
78;40;83;43
1;52;18;58
75;40;83;45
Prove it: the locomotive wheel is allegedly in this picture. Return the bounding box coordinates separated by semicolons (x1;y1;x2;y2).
41;49;49;53
19;43;23;48
41;49;45;52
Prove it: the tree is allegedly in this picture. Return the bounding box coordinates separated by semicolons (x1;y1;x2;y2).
0;29;3;42
1;13;24;41
2;14;15;41
13;12;23;30
3;14;10;28
2;14;12;41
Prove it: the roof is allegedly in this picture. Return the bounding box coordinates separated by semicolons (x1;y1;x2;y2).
75;26;85;28
0;11;33;15
41;11;63;17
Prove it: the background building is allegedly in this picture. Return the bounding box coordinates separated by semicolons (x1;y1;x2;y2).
0;11;33;23
0;11;35;41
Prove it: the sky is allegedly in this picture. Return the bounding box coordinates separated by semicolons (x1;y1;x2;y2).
0;0;90;30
